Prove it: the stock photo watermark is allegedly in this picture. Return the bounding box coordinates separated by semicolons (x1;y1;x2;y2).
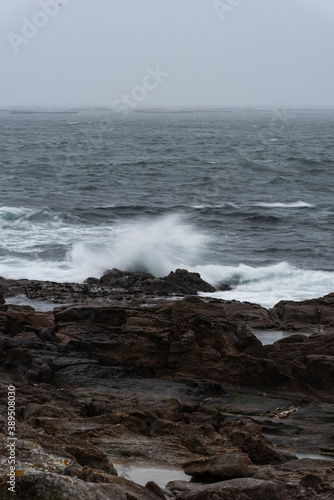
7;385;16;495
213;0;244;21
8;0;73;53
60;64;170;174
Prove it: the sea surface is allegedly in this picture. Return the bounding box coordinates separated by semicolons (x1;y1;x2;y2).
0;108;333;308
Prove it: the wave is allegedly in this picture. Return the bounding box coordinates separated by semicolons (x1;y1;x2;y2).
0;206;77;225
196;262;334;308
68;214;211;279
0;207;333;308
0;213;211;282
254;201;315;209
190;203;239;210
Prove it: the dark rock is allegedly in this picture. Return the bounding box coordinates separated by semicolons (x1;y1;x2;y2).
0;470;128;500
175;478;287;500
95;476;165;500
1;275;334;500
182;453;252;482
145;481;167;499
299;473;326;493
229;421;297;465
163;269;216;294
3;305;54;335
216;282;233;291
270;293;334;331
65;444;117;475
2;346;55;383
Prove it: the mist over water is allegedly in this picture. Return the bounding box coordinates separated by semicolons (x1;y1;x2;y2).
0;109;333;307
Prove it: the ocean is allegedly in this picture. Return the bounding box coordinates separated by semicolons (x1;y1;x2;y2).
0;108;333;308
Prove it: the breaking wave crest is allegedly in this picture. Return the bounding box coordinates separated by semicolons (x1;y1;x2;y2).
196;262;334;308
1;206;333;308
254;201;314;209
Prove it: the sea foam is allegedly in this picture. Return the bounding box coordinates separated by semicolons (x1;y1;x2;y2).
255;201;314;209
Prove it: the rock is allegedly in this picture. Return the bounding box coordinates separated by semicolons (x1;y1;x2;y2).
0;293;7;313
3;305;54;335
64;444;117;475
0;470;128;500
182;453;252;482
175;478;287;500
145;481;167;499
94;476;165;500
305;355;334;391
163;269;216;294
2;346;55;384
80;466;119;483
299;473;327;493
215;282;233;291
270;293;334;331
52;296;284;390
229;421;297;465
264;332;334;393
1;275;334;500
99;268;216;296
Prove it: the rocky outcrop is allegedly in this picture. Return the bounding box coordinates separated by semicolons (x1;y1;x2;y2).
0;268;217;307
1;277;334;499
163;269;216;294
268;293;334;332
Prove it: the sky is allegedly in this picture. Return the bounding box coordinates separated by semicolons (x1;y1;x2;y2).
1;0;334;109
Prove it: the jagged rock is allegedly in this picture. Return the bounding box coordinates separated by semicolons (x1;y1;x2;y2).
269;293;334;331
163;269;216;294
264;332;334;392
229;422;297;465
0;277;334;500
2;305;54;335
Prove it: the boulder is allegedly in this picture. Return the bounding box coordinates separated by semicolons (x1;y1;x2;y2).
229;421;296;465
182;453;252;482
163;269;216;294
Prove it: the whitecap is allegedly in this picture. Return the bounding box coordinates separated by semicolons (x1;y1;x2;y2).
254;201;315;209
196;262;334;308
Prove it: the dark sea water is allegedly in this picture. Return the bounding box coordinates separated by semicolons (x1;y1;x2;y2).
0;108;333;307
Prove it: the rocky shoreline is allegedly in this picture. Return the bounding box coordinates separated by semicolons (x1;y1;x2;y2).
0;269;334;499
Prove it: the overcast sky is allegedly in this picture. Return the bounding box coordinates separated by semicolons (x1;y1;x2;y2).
1;0;334;109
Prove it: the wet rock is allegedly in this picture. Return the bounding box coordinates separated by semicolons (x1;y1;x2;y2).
163;269;216;294
175;478;287;500
270;293;334;331
215;282;233;291
182;453;252;482
1;276;334;499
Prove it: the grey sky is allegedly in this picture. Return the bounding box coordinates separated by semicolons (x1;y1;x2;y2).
1;0;334;108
